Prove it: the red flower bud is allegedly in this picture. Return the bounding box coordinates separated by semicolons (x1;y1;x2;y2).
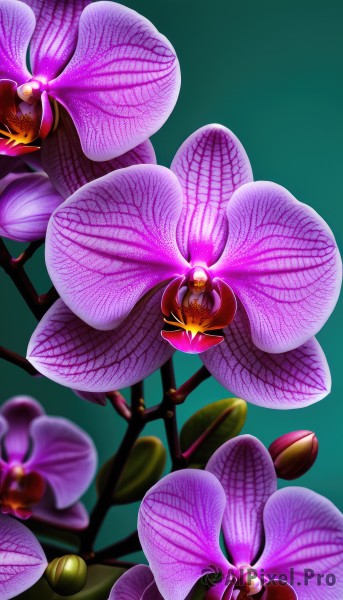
268;430;318;480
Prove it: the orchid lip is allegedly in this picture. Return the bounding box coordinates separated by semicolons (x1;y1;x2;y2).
0;79;54;154
0;464;45;520
161;268;237;354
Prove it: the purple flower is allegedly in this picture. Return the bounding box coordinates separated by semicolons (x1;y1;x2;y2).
0;395;97;529
28;125;341;409
0;0;180;159
0;513;47;599
137;435;343;600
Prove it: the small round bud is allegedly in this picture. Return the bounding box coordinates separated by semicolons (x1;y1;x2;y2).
269;430;318;480
45;554;87;596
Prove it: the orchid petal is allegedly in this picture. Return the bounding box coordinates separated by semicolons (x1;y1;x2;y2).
42;108;156;199
46;165;187;330
109;565;162;600
161;330;224;353
0;396;44;463
0;513;47;599
24;416;97;509
49;1;180;161
23;0;90;80
33;493;89;530
0;1;34;83
27;289;174;392
138;470;231;600
254;487;343;600
0;174;19;196
201;301;331;409
171;124;253;265
206;435;277;567
213;181;342;353
0;172;63;242
0;140;40;157
73;390;107;407
38;91;53;139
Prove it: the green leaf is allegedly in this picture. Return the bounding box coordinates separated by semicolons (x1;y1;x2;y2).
180;398;247;466
97;436;166;504
17;565;125;600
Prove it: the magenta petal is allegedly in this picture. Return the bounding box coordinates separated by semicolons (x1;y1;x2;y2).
161;329;224;354
46;165;187;330
171;124;253;265
213;181;342;353
0;139;40;157
27;289;174;392
138;470;231;600
109;565;162;600
23;0;90;80
0;174;23;196
0;513;47;599
38;91;53;139
42;108;156;199
254;487;343;600
0;396;44;463
49;2;180;161
0;172;63;242
24;415;97;509
206;435;277;567
73;390;107;407
201;301;331;409
32;494;89;530
0;1;34;83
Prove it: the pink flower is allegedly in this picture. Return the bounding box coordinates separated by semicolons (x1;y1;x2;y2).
28;125;341;409
0;395;96;529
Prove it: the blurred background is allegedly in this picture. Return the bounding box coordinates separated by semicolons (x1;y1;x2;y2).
1;0;342;563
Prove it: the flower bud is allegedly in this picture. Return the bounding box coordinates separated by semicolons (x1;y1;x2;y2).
180;398;247;467
45;555;87;596
268;430;318;480
0;172;62;242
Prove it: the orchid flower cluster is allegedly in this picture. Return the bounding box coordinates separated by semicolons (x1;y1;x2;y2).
0;0;341;599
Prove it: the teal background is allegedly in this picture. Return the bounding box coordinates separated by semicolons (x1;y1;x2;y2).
1;0;343;560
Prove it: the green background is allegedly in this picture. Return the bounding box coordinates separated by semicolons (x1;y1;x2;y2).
1;0;342;561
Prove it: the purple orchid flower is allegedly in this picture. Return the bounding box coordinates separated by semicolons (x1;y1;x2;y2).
137;435;343;600
0;513;47;599
0;0;180;159
28;125;341;409
0;395;96;529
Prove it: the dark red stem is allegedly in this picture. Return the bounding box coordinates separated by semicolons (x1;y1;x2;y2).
0;238;57;319
0;345;39;376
